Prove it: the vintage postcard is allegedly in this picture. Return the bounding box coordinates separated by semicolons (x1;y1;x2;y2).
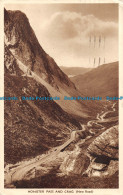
0;0;123;195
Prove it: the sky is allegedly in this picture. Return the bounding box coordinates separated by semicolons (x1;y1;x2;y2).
5;3;118;67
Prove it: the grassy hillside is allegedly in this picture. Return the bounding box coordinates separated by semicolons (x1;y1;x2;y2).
71;62;118;98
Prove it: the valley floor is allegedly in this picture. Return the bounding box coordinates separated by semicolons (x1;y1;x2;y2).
5;101;119;189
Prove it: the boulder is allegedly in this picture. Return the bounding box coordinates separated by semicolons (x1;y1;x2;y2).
87;125;118;159
60;146;90;175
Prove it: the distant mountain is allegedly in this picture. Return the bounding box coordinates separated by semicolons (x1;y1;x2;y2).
71;62;119;98
60;66;93;77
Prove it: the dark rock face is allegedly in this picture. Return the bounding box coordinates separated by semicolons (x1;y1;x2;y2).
4;9;75;89
87;125;118;159
85;125;118;177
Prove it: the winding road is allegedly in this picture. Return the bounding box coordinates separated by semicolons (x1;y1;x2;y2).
5;101;118;186
87;102;117;128
5;130;77;185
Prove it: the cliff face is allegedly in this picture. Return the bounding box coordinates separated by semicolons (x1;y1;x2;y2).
4;9;74;89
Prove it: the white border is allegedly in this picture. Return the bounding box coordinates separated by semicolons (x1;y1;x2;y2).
0;1;123;195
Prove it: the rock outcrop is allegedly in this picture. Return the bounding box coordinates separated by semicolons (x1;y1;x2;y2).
4;44;22;75
87;125;118;159
85;125;118;177
60;145;90;175
60;126;118;178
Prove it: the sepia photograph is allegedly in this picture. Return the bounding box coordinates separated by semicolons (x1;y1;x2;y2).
3;2;119;189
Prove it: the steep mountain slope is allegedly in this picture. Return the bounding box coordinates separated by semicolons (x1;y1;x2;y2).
4;9;86;165
4;9;74;89
4;8;102;118
60;66;93;77
4;73;81;164
71;62;119;98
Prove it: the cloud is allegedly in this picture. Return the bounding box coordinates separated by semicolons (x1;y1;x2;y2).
42;11;118;39
40;11;118;67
